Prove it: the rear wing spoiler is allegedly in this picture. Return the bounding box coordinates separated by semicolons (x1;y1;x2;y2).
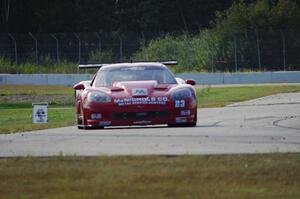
78;64;107;69
160;61;178;66
78;61;177;69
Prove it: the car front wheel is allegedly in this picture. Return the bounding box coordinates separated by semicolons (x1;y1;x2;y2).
77;104;86;129
168;122;196;127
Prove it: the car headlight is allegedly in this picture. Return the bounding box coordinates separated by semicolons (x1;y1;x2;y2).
87;91;112;103
170;88;193;100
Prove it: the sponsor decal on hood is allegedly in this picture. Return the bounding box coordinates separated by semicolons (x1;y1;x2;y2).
132;88;148;96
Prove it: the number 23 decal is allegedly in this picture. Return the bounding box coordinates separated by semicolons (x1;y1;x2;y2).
175;100;185;108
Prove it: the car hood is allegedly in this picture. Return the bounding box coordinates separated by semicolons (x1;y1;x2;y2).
90;80;177;98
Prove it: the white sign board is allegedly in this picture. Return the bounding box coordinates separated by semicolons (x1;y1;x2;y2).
32;103;48;124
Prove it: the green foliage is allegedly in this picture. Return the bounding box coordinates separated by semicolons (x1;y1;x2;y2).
133;0;300;71
0;56;77;74
132;30;226;72
4;0;234;32
0;57;18;73
212;0;300;70
269;0;300;29
214;0;251;33
214;0;300;31
2;1;300;73
133;34;196;72
88;50;115;63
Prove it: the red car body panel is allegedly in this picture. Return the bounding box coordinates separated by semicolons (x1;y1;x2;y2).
74;63;197;129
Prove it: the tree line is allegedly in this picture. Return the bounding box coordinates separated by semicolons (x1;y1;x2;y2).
1;0;300;72
0;0;233;33
134;0;300;72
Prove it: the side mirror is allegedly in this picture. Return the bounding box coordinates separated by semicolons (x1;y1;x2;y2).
185;79;196;86
73;83;85;90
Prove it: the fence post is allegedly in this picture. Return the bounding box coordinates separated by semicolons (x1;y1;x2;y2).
118;34;123;62
95;32;102;62
7;33;17;65
207;39;214;73
50;34;60;64
280;30;286;71
255;29;262;71
233;34;238;72
74;33;81;64
211;54;214;73
141;32;147;60
28;32;38;64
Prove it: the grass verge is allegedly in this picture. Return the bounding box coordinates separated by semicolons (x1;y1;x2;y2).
1;85;300;134
0;85;75;133
0;108;75;134
197;85;300;108
0;85;74;95
0;154;299;199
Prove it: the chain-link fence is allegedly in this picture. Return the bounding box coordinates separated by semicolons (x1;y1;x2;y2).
0;32;149;65
0;30;299;72
217;29;300;72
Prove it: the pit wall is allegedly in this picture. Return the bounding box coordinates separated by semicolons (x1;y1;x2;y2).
1;71;300;86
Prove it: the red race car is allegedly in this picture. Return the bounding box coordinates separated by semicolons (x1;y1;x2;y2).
73;61;197;129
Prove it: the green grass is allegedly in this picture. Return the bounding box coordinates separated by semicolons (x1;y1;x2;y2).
0;85;76;134
0;85;75;107
1;85;300;198
0;108;75;133
0;85;73;95
0;154;299;199
1;85;300;134
197;85;300;108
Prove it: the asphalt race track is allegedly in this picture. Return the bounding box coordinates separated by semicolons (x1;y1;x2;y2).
0;92;300;157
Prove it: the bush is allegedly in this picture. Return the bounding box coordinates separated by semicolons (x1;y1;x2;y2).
133;0;300;72
132;32;221;72
0;56;77;74
88;50;115;63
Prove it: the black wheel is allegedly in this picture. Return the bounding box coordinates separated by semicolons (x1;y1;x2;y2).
77;104;87;129
168;122;196;127
77;125;84;129
167;123;178;127
185;122;197;127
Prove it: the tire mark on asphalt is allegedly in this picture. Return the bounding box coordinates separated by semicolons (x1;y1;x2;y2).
273;115;300;131
228;102;300;107
245;116;278;121
17;133;300;144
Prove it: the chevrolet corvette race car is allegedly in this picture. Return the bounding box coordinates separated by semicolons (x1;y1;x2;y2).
73;61;197;129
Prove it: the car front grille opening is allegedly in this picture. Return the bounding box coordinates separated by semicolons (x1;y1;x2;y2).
110;111;170;120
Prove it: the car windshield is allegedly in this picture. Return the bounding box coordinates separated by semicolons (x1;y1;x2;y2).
94;66;177;86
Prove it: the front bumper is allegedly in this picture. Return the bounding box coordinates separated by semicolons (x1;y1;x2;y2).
82;99;197;127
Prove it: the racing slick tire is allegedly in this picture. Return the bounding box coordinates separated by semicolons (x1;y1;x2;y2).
168;122;196;127
77;105;86;129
